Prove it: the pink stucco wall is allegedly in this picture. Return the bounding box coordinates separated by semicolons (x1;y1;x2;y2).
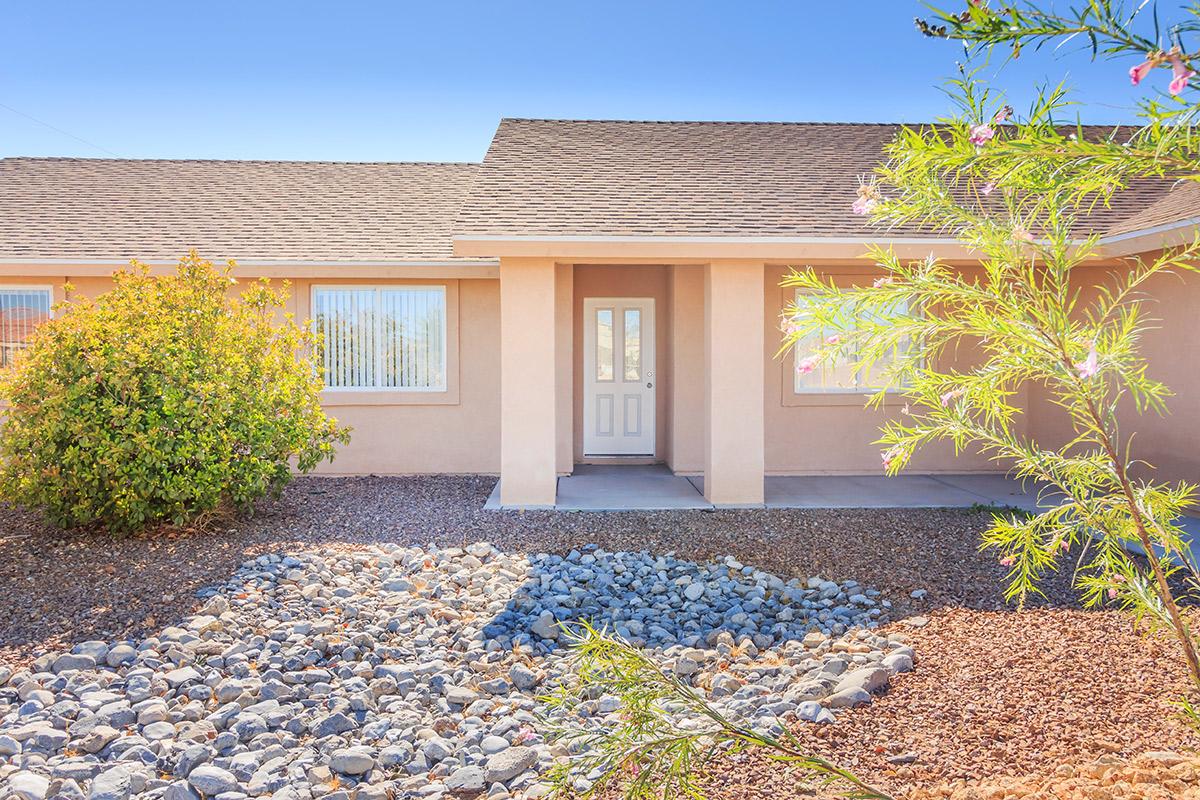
761;264;1013;475
1028;262;1200;488
31;272;504;475
5;259;1195;485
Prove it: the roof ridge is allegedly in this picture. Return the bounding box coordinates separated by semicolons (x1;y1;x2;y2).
499;117;1140;128
501;118;909;126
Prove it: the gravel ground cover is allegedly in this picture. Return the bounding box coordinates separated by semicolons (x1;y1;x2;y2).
0;544;912;800
0;475;1078;669
0;475;1196;799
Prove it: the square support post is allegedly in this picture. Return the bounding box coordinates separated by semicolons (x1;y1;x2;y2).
704;260;765;506
499;257;559;507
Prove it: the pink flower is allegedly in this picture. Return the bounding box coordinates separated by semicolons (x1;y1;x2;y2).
1168;49;1195;95
796;355;819;375
881;446;903;471
1060;539;1070;551
1074;343;1099;379
1107;587;1119;600
853;180;882;215
1129;57;1156;87
851;196;878;216
825;334;842;346
981;181;996;196
999;556;1014;567
873;276;894;288
968;124;994;146
940;388;964;407
1014;226;1035;242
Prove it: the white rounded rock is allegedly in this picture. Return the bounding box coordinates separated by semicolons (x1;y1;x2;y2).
7;772;50;800
330;748;375;775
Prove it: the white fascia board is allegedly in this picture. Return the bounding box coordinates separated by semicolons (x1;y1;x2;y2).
453;234;963;245
1095;217;1200;257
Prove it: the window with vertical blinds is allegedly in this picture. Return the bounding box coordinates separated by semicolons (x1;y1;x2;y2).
792;289;912;393
312;286;447;391
0;287;52;368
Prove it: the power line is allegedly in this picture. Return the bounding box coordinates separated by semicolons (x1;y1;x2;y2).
0;100;121;157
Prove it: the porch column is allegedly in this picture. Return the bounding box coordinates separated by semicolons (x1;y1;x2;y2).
670;265;705;472
555;263;574;474
500;257;559;507
704;260;765;506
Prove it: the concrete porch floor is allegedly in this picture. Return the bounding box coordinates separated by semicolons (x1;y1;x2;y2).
484;464;1200;567
484;465;1052;512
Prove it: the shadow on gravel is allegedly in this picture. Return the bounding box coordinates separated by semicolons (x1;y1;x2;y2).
0;475;1088;667
477;547;887;655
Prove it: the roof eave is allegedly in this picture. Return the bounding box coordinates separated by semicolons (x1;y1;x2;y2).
1096;217;1200;257
453;234;985;262
0;258;500;279
456;225;1200;263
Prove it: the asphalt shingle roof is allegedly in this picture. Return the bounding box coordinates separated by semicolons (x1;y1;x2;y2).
2;121;1197;261
453;119;1190;240
0;158;485;262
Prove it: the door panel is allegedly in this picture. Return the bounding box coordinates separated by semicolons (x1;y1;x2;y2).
595;393;614;437
583;298;656;455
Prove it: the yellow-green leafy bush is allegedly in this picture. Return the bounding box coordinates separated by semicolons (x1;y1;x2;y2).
0;252;349;532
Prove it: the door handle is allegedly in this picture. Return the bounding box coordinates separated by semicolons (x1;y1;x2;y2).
646;382;653;388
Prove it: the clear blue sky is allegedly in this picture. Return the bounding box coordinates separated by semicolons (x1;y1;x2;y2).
1;1;1152;162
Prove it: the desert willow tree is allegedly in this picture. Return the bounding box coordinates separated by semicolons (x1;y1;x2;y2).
781;89;1200;692
914;0;1200;191
544;622;894;800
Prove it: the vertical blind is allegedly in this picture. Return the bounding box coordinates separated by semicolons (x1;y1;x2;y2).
313;286;446;390
0;288;52;368
792;289;909;393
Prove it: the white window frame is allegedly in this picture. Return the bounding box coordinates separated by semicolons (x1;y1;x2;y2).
791;288;912;394
311;284;448;393
0;285;54;368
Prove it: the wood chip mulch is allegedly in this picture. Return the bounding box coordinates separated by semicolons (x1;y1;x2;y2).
699;607;1199;798
906;750;1200;799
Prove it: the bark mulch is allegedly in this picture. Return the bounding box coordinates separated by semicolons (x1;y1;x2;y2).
699;608;1199;798
1;475;1195;797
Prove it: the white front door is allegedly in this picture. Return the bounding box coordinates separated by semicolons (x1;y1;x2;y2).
583;297;656;456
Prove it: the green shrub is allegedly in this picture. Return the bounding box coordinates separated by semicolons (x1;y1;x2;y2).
0;251;350;533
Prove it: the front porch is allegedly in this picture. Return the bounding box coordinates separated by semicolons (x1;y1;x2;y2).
485;465;1044;512
497;257;768;509
490;255;1047;510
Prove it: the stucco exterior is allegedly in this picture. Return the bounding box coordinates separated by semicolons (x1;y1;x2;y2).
2;119;1198;507
3;255;1195;498
1;269;505;476
1028;261;1200;489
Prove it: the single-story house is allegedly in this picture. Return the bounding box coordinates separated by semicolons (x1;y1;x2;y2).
0;119;1196;508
